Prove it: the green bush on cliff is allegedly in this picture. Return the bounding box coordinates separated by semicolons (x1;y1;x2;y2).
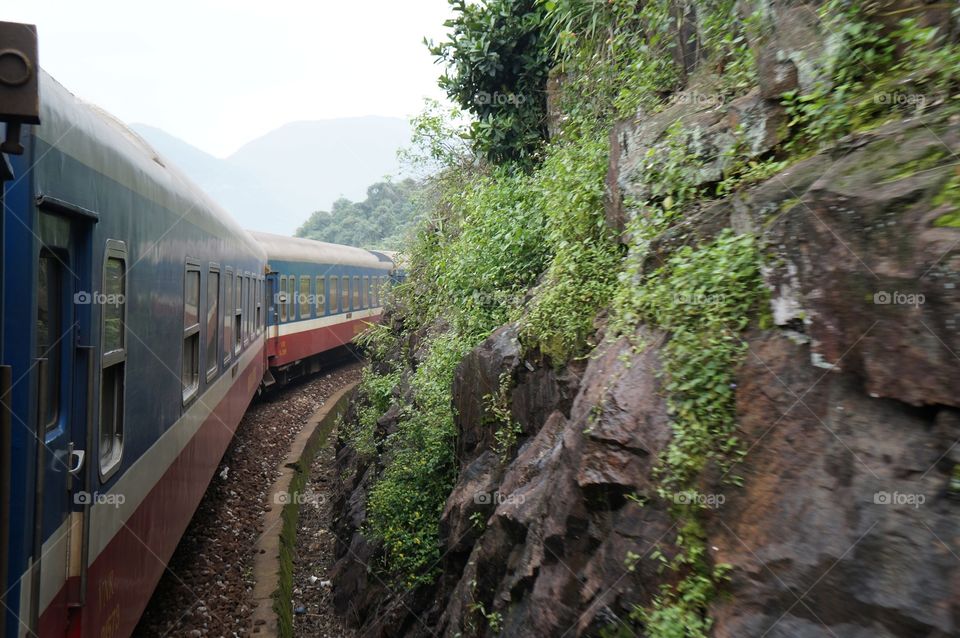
365;331;470;586
517;132;621;361
356;124;622;586
611;229;767;638
783;2;960;152
616;230;767;489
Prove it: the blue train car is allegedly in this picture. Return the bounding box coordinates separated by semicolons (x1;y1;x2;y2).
0;72;268;638
250;231;393;382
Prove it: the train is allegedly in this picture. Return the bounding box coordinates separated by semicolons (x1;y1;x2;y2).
0;70;399;638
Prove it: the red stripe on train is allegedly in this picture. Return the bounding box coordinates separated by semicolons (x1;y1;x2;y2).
38;348;264;638
267;313;381;367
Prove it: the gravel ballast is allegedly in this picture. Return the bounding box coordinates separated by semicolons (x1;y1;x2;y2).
136;362;362;637
288;429;358;638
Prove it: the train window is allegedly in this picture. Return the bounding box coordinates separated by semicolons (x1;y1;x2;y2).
299;276;310;319
182;264;201;405
256;278;263;333
248;275;255;337
364;276;371;309
341;276;349;312
287;276;296;321
240;276;246;343
351;276;359;310
243;275;250;344
224;269;233;365
100;243;127;478
249;277;255;334
206;267;220;381
279;275;288;322
330;277;339;313
234;274;242;354
316;277;326;316
37;251;62;430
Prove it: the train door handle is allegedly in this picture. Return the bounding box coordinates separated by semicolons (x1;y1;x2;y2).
67;444;85;476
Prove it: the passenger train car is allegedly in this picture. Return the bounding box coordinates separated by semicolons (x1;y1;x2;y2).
0;72;394;638
252;232;393;384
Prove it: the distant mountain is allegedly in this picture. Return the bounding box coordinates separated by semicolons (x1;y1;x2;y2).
131;124;290;232
131;116;411;235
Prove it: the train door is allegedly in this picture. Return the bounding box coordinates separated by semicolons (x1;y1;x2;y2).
31;201;95;637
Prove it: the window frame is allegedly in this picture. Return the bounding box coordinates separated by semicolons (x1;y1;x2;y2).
241;274;249;346
99;240;128;481
182;261;202;407
287;275;296;322
206;264;221;382
223;268;234;366
248;275;254;338
315;276;326;317
352;276;360;311
256;276;263;334
330;277;339;314
234;272;243;355
299;275;311;319
37;249;63;431
341;276;349;313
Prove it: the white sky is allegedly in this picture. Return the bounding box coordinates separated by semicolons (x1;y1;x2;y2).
6;0;454;157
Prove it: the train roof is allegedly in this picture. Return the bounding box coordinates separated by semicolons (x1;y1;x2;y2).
248;231;394;270
32;71;265;257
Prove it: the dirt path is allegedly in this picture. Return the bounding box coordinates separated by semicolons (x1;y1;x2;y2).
136;363;362;638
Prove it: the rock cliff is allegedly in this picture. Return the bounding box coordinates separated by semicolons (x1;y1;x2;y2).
327;1;959;636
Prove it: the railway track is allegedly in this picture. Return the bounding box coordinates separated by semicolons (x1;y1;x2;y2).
135;362;363;637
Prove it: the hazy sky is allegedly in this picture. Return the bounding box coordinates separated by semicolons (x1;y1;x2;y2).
6;0;453;157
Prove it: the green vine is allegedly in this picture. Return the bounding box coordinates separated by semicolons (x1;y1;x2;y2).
612;229;769;636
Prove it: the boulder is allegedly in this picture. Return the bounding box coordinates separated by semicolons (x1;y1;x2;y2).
710;332;959;637
762;113;960;407
452;324;521;464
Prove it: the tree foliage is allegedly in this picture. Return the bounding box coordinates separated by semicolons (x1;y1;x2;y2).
427;0;552;165
294;178;423;249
